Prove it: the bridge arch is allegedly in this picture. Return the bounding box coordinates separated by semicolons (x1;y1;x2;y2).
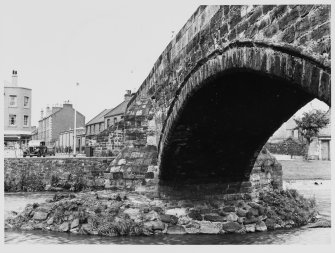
110;5;330;196
158;44;330;186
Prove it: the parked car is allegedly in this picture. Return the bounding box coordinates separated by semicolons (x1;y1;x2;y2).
23;140;47;157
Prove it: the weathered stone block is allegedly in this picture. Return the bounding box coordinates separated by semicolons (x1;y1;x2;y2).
222;221;243;233
33;211;48;221
278;8;299;30
166;225;186;234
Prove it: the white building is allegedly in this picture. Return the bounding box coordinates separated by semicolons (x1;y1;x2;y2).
3;70;33;147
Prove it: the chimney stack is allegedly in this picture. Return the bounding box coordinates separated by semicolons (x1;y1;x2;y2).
124;90;132;101
46;106;51;117
40;109;44;119
12;70;18;86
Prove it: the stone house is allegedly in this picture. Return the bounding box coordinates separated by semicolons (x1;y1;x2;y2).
268;108;331;160
85;90;133;150
85;109;110;146
38;102;85;146
104;90;132;128
308;111;331;160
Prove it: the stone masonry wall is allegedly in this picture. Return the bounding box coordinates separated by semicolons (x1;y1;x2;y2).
4;148;282;201
4;158;113;192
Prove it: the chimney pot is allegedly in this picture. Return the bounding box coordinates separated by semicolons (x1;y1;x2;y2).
12;70;18;86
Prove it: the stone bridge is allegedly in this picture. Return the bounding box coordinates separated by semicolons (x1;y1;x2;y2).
109;5;331;199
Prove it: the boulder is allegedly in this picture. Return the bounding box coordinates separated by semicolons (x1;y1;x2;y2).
152;220;165;230
222;221;243;233
255;221;267;232
283;220;295;228
21;224;34;230
160;214;178;224
178;216;192;225
248;202;260;209
199;221;222;234
222;206;236;212
184;221;200;234
123;208;141;220
248;208;259;217
144;220;165;231
143;210;159;221
245;223;256;232
33;211;48;221
165;208;187;217
258;206;265;215
36;204;53;213
204;214;226;222
188;210;202;221
244;216;259;224
265;218;277;230
152;206;164;214
80;224;93;234
237;217;245;224
33;223;46;230
226;213;239;222
59;222;70;232
71;218;80;229
46;217;54;225
140;206;151;214
236;208;248;217
70;228;79;234
166;225;186;235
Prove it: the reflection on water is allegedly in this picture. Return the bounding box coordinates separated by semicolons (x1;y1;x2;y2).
4;180;331;244
4;227;331;245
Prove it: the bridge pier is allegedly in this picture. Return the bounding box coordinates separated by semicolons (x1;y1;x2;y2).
109;144;282;201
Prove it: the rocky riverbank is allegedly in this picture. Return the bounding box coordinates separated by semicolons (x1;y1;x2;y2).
5;189;325;237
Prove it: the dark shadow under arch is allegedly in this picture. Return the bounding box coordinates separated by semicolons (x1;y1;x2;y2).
159;70;316;185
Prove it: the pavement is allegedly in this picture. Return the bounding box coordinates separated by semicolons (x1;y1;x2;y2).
279;159;331;180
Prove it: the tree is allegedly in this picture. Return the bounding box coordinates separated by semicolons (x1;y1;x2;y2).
294;109;330;159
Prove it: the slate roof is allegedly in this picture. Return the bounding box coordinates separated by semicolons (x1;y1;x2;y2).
104;100;128;118
86;109;110;125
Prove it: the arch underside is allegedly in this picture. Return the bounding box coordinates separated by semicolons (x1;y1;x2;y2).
159;70;316;186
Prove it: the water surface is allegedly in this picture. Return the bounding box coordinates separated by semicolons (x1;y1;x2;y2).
4;180;331;244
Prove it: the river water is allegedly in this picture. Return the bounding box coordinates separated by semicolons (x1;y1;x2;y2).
4;180;331;244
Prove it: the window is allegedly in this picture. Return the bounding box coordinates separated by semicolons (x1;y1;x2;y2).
9;95;17;106
24;115;28;126
107;119;110;127
114;117;117;123
9;115;16;126
24;96;29;107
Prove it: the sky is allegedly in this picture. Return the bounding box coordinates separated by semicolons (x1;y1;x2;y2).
0;0;199;126
0;0;329;127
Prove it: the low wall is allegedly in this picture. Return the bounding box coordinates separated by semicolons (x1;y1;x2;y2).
4;148;282;201
4;157;114;192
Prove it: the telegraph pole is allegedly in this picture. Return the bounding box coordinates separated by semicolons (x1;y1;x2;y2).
73;82;79;157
